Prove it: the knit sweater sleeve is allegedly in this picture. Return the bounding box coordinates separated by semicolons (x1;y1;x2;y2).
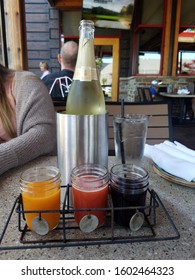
0;71;57;175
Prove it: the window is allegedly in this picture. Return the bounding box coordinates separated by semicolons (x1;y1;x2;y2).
132;0;164;75
94;38;119;101
139;51;161;74
138;28;162;74
177;0;195;76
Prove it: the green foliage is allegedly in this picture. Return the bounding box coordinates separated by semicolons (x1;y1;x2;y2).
96;58;102;67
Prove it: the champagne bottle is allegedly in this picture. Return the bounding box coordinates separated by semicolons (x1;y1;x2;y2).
66;20;106;115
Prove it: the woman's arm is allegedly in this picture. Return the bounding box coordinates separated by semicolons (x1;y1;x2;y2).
0;71;57;175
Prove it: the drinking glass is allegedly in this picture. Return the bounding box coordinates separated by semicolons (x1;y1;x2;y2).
114;114;148;165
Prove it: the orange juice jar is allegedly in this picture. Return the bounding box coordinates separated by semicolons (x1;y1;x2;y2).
71;164;109;233
20;166;61;235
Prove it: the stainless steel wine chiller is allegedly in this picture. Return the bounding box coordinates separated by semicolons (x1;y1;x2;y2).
56;111;108;202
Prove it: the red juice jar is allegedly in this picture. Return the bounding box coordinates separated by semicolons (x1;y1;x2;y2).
71;164;109;233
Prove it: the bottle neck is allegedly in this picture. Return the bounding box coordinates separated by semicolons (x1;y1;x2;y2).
79;20;94;40
73;21;97;81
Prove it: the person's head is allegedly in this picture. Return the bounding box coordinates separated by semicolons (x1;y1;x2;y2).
0;64;16;138
39;61;49;72
151;80;159;91
151;80;158;87
58;41;78;71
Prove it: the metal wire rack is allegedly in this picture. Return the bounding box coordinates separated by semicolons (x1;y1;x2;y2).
0;186;180;251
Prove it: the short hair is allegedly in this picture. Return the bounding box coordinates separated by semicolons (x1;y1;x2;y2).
60;41;78;68
39;61;49;70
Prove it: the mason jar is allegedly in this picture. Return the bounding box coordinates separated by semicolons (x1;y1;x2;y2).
71;163;109;233
110;164;149;228
20;166;61;236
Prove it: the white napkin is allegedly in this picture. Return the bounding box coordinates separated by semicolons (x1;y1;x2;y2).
171;141;195;157
144;141;195;182
177;89;190;94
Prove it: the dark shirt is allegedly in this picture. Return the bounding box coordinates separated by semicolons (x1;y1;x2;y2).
149;86;158;97
42;69;74;100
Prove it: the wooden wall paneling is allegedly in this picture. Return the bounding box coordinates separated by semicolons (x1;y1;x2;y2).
4;0;25;69
25;1;60;75
106;102;172;154
0;0;7;65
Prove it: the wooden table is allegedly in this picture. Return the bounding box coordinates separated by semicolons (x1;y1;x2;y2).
0;155;194;260
159;92;195;124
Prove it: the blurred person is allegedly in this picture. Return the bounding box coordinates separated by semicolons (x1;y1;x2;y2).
0;64;56;176
43;41;78;99
149;80;163;101
183;59;195;75
149;80;159;98
39;61;50;79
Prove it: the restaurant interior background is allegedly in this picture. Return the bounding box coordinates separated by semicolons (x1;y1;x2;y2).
0;0;195;137
0;0;194;149
0;0;195;101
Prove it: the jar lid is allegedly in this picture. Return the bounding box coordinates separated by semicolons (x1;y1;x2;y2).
110;164;149;193
79;214;99;233
71;164;109;191
129;212;144;231
32;216;49;236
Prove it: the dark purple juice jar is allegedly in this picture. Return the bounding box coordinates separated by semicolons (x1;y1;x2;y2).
110;164;149;228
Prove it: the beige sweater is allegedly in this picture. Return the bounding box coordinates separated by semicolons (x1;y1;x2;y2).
0;71;56;175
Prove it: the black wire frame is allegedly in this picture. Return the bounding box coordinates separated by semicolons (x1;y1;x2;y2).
0;187;180;251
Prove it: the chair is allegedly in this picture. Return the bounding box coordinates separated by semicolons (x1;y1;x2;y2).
137;87;145;102
106;101;173;155
53;100;173;155
49;76;72;98
143;87;153;102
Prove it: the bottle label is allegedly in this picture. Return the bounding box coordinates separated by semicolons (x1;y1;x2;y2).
74;67;98;81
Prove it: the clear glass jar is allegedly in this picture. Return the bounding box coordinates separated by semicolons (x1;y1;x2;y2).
110;164;149;228
71;163;109;233
20;166;61;236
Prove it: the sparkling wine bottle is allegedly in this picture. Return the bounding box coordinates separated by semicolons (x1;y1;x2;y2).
66;20;106;115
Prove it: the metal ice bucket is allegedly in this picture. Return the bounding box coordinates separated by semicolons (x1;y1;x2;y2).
56;111;108;203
